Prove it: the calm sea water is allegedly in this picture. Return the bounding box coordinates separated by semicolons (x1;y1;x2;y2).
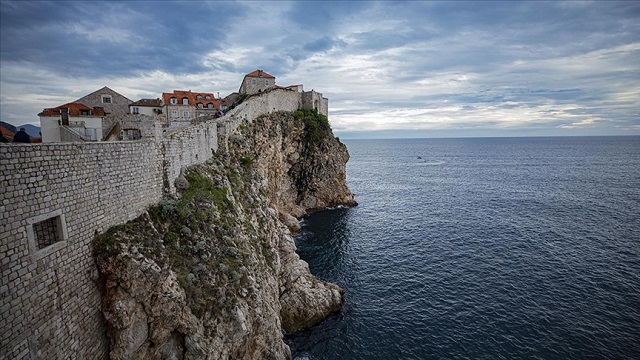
286;136;640;360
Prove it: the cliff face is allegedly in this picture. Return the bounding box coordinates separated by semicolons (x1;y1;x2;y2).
93;110;355;359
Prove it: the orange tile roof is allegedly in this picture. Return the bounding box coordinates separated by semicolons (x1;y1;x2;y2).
162;90;221;108
245;69;275;79
1;125;14;138
39;102;107;116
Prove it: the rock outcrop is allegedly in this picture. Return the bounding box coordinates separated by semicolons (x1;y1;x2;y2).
93;109;354;359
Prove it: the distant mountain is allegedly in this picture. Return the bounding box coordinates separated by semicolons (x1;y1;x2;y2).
0;121;41;137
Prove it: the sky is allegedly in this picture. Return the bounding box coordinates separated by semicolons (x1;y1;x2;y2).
1;1;639;139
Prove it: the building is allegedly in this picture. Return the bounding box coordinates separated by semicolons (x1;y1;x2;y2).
129;98;164;118
75;86;132;118
39;102;108;142
162;90;221;127
239;69;276;95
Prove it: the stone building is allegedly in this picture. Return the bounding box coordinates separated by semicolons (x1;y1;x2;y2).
75;86;132;118
239;69;276;95
162;90;222;128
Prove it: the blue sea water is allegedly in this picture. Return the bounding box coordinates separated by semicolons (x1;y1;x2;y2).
286;136;640;360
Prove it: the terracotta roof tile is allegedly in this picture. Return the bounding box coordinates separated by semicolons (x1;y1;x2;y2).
245;69;275;79
162;90;221;108
39;102;107;117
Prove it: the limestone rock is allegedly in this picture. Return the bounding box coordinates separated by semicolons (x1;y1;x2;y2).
278;211;301;233
94;109;354;359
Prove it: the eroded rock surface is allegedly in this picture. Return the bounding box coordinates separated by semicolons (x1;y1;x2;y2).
94;110;354;359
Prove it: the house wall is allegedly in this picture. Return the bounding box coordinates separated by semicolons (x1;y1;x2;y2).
0;119;219;359
76;88;132;118
39;117;61;142
165;104;196;127
239;76;275;95
129;106;159;117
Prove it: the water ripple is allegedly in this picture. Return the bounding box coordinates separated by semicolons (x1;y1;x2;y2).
287;137;640;360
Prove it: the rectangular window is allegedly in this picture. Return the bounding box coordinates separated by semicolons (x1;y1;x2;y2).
171;110;178;118
183;110;190;118
251;79;257;85
170;98;177;104
33;216;60;249
132;107;139;114
265;80;269;86
102;96;112;103
27;210;68;260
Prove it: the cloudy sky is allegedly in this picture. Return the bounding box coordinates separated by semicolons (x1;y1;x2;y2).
1;1;639;138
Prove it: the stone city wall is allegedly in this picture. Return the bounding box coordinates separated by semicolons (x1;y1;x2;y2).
162;121;218;195
0;89;319;358
0;119;219;358
0;141;163;359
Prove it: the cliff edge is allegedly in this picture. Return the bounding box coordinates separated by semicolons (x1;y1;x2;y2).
93;110;355;359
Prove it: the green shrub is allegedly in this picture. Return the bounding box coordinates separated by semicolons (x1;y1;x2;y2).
294;108;331;143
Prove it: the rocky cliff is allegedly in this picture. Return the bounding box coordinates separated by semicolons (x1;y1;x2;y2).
93;110;356;359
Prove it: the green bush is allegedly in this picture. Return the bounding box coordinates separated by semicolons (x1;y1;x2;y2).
294;108;331;143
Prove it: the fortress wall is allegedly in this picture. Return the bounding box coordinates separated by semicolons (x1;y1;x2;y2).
0;141;163;359
0;89;321;358
217;89;303;147
162;121;218;195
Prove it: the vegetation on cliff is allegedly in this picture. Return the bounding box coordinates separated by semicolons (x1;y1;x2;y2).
94;153;275;318
92;109;354;359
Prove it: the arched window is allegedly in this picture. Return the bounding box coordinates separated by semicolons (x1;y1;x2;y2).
182;97;188;105
207;103;213;109
196;95;202;100
170;97;177;104
205;95;211;100
197;103;203;109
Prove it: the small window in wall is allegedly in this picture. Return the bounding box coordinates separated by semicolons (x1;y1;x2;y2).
251;79;257;85
197;103;203;109
183;110;190;118
265;80;269;86
182;97;189;105
27;210;68;260
171;110;178;118
205;95;211;100
132;107;139;114
207;103;213;109
124;129;141;140
196;95;202;100
170;97;177;104
33;216;60;249
102;95;112;103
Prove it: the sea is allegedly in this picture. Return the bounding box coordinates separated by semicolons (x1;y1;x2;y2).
285;136;640;360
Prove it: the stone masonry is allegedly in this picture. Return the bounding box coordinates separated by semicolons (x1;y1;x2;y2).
0;87;325;359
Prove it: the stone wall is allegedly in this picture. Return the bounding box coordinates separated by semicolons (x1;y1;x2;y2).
0;88;326;358
0;119;218;358
162;121;218;195
0;141;163;359
76;87;132;118
218;88;312;148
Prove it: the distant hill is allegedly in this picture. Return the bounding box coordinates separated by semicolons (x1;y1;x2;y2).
0;121;41;137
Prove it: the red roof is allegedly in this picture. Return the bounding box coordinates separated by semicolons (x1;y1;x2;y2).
1;125;14;138
162;90;221;108
245;69;275;79
39;102;107;117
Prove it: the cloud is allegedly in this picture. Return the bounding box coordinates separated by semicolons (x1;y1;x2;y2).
1;0;639;137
